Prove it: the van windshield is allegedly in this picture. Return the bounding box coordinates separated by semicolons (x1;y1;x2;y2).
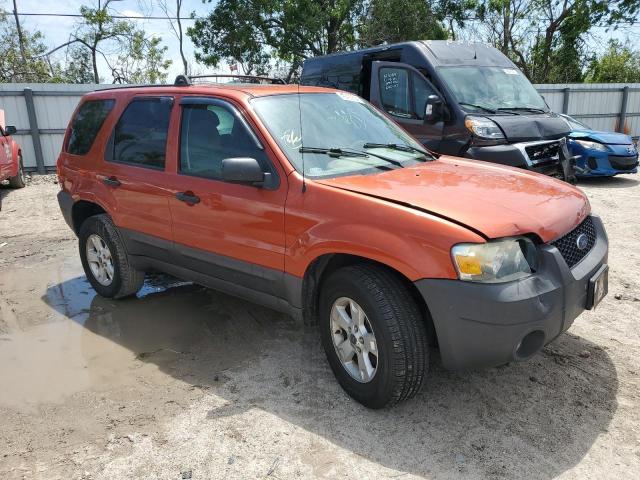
439;66;548;113
251;92;430;179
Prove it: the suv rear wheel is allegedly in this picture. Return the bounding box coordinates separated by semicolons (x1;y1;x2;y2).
319;264;429;408
79;214;144;298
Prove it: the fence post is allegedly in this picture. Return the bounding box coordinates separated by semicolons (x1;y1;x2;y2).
562;87;570;114
23;88;45;174
618;86;629;134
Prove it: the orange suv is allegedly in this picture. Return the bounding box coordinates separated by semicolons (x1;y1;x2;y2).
57;76;609;408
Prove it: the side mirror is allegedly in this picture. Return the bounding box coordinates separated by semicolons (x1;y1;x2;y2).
424;95;444;123
3;125;17;136
221;157;266;186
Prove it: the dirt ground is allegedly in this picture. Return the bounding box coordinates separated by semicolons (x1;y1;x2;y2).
0;173;638;480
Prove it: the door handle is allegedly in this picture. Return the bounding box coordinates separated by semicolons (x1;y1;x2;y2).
102;176;121;188
175;191;200;205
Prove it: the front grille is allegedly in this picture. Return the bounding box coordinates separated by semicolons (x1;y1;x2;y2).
525;141;560;166
551;216;596;268
609;155;639;171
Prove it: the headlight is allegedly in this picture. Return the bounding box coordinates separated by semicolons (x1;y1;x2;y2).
451;238;536;283
574;139;608;152
464;116;505;140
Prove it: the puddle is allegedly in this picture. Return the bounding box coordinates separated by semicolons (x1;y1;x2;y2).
0;259;295;413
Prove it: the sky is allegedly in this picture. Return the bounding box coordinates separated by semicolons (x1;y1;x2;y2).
3;0;223;81
3;0;640;83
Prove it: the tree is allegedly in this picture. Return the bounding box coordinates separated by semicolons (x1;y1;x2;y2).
45;1;171;84
358;0;448;46
60;45;96;84
585;40;640;83
0;9;52;82
188;0;364;81
111;32;172;84
474;0;640;83
159;0;189;75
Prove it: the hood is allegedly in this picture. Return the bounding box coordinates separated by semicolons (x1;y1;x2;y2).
568;130;633;145
317;157;589;243
485;113;570;142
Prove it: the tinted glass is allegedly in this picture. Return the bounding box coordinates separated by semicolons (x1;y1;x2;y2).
180;103;266;180
252;93;429;179
413;72;437;119
379;67;411;118
111;97;172;169
67;99;115;155
439;66;547;111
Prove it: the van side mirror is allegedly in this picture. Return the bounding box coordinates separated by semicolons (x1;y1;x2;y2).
221;157;266;186
3;125;17;136
423;95;444;124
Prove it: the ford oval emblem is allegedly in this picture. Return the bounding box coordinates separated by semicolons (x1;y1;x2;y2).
576;233;589;250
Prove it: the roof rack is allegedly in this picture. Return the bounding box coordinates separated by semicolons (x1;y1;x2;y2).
174;74;286;86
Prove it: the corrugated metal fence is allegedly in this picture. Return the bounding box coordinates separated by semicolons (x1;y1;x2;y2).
0;82;639;172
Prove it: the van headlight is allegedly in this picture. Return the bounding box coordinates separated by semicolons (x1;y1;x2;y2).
451;238;537;283
464;116;505;140
573;139;608;152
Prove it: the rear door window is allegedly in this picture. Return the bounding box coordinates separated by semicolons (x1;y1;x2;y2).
109;97;173;169
66;99;115;155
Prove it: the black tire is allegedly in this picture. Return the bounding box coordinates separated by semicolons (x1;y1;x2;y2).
319;264;429;409
8;154;26;188
78;214;144;299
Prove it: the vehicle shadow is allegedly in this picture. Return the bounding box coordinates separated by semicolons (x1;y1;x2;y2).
44;276;618;479
577;175;639;189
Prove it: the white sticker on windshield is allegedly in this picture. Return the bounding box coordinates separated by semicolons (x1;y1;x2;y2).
503;68;519;75
335;91;363;103
281;128;302;149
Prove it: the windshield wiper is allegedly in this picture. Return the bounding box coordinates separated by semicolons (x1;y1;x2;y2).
458;102;497;114
497;107;547;114
362;142;432;159
300;146;405;168
299;146;368;158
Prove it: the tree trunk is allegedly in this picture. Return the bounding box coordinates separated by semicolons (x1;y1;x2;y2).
502;1;510;54
12;0;27;64
91;47;99;84
176;0;188;75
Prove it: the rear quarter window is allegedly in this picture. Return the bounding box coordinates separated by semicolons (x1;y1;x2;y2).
66;99;115;155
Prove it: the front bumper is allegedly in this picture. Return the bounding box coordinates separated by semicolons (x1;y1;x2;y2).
415;216;608;370
466;140;561;176
576;151;638;177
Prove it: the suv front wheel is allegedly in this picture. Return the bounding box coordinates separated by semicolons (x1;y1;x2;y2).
79;214;144;298
319;264;429;408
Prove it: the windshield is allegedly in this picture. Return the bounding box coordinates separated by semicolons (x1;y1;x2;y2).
439;66;547;112
251;92;430;178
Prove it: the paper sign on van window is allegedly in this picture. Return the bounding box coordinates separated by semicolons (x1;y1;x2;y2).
503;69;519;75
383;71;400;90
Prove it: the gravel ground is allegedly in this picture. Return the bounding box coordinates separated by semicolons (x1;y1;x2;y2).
0;174;639;480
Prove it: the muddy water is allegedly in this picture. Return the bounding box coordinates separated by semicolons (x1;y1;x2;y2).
0;258;295;413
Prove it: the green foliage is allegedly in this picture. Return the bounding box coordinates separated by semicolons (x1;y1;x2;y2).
188;0;363;78
70;1;171;84
359;0;448;46
112;32;172;84
585;40;640;83
60;46;95;84
0;13;53;82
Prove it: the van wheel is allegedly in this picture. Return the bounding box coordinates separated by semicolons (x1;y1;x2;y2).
78;214;144;299
319;264;429;409
8;155;26;188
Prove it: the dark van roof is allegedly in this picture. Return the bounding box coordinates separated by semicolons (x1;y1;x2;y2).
303;40;515;72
